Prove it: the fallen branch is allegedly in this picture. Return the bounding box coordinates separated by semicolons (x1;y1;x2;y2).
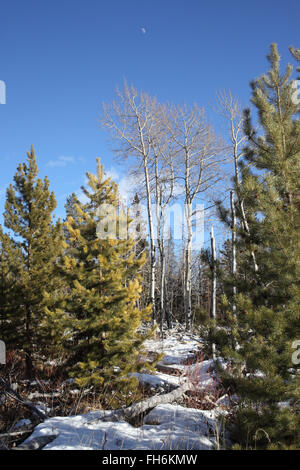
124;382;190;420
0;377;48;420
156;363;183;375
4;380;193;447
28;392;61;400
89;382;190;424
0;429;33;439
15;435;57;450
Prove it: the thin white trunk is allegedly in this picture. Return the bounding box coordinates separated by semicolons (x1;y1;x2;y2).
159;208;171;330
144;160;156;321
159;246;165;333
214;90;258;273
185;202;192;330
210;226;217;361
239;199;259;273
230;190;237;315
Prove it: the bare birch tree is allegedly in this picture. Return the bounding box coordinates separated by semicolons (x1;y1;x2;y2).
230;190;236;315
164;104;222;329
215;90;258;273
102;83;159;320
210;225;217;361
150;130;175;329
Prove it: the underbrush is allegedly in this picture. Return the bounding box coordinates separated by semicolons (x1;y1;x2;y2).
0;348;157;449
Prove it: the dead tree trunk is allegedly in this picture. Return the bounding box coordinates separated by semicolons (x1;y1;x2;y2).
89;383;190;424
16;435;57;450
0;376;48;420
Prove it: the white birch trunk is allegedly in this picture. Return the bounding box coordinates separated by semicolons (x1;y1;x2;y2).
185;202;193;330
239;199;259;273
143;160;156;321
230;190;237;315
210;226;217;361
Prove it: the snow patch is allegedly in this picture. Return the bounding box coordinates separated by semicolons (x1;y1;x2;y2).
23;405;218;450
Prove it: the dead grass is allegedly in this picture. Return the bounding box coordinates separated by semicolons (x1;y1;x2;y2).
0;348;158;448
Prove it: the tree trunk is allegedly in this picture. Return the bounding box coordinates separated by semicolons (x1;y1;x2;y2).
90;383;190;424
185;203;193;330
239;199;259;273
230;191;237;315
16;435;57;450
25;305;34;380
144;160;156;322
163;277;172;329
210;226;217;361
159;246;165;333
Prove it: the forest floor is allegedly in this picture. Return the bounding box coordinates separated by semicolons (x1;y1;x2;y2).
10;326;234;450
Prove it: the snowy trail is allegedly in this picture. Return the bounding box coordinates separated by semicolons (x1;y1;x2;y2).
132;333;217;392
21;331;226;450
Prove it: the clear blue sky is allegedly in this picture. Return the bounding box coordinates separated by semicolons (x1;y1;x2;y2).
0;0;299;221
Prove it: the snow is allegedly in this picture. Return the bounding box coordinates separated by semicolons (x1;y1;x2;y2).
130;372;182;388
13;418;32;429
61;378;75;387
22;330;228;450
278;400;292;410
23;405;218;450
133;334;211;390
35;402;52;415
130;360;218;392
144;335;201;365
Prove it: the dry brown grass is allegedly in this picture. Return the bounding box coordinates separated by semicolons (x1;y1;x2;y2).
0;348;158;448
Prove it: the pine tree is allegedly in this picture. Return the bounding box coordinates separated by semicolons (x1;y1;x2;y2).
3;146;64;378
212;45;300;449
49;159;153;393
0;226;21;336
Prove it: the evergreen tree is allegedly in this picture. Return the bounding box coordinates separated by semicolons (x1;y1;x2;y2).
48;159;153;392
212;45;300;449
63;192;82;247
0;227;21;334
4;146;64;378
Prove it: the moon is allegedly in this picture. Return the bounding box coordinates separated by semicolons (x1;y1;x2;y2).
141;27;146;34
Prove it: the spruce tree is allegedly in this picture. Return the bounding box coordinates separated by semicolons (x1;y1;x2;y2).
4;146;64;378
212;45;300;449
48;159;153;393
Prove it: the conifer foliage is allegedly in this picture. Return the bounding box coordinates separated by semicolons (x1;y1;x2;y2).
3;146;64;378
212;45;300;449
0;227;21;337
49;159;152;389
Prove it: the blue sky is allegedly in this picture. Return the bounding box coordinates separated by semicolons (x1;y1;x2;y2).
0;0;299;225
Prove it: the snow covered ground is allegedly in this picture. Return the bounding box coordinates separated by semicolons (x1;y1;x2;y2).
132;333;219;393
144;334;202;365
21;330;228;450
22;404;218;450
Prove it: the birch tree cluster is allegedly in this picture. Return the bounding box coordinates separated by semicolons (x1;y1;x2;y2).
102;83;224;329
